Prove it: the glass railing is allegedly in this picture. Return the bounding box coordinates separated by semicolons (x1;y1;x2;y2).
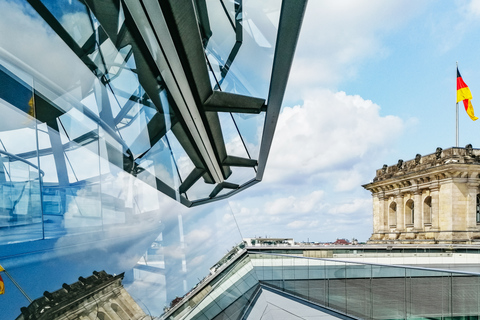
0;150;43;243
250;252;480;320
162;252;259;320
160;248;480;319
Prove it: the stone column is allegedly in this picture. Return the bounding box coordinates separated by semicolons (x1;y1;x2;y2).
384;197;390;227
414;190;423;230
378;193;386;233
430;185;440;230
102;304;123;320
395;192;404;231
372;193;381;234
87;312;97;320
119;289;146;318
466;182;479;230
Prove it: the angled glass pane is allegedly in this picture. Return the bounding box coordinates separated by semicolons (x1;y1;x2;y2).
39;0;94;48
218;112;249;159
166;131;195;183
204;0;236;75
231;112;264;160
184;178;215;201
219;0;282;98
137;136;179;190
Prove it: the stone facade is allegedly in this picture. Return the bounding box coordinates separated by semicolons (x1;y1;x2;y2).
16;271;152;320
363;145;480;244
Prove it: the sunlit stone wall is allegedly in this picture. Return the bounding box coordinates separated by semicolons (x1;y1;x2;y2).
363;145;480;244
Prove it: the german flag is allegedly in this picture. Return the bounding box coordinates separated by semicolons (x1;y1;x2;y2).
457;68;478;121
0;265;4;295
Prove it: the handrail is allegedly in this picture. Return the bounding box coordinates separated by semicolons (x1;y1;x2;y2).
0;150;45;177
247;251;480;276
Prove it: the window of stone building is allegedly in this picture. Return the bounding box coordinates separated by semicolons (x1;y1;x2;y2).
476;194;480;224
111;303;129;320
424;196;432;225
389;202;397;227
97;311;113;320
405;199;414;226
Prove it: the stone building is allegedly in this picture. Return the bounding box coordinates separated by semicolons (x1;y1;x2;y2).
363;145;480;244
16;271;152;320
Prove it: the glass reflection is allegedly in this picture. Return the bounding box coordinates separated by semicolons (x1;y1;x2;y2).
231;112;264;160
0;0;283;317
203;0;282;98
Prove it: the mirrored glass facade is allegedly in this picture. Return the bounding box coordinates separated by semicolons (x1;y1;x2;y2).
0;0;306;318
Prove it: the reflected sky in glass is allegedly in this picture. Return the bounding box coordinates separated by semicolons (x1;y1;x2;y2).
0;0;281;318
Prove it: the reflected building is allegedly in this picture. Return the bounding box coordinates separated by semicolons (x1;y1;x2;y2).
0;0;307;318
17;271;152;320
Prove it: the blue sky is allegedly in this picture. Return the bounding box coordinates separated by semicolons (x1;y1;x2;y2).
188;0;480;244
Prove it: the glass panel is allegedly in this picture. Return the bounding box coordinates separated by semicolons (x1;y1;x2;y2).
0;64;42;244
405;268;451;319
308;259;327;306
371;265;406;319
166;131;195;183
0;152;42;244
116;97;155;158
39;0;94;48
137;136;179;190
217;0;282;98
185;178;215;201
98;127;126;226
204;0;236;81
345;263;371;319
451;274;478;318
218;112;249;159
231;112;265;160
326;261;346;313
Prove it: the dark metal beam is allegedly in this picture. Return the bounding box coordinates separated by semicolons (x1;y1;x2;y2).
205;111;232;179
204;91;265;114
179;167;206;194
223;155;257;167
256;0;308;181
191;178;259;206
159;0;231;182
209;181;239;198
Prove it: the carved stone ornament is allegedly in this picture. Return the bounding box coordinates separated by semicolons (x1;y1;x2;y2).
397;159;403;169
466;144;473;157
415;154;421;164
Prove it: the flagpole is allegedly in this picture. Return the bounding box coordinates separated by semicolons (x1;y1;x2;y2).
456;102;459;147
1;269;32;303
456;61;459;147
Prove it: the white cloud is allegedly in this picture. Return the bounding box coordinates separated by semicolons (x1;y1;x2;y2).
327;198;371;215
265;190;324;215
184;228;212;245
227;88;405;242
470;0;480;16
265;90;404;184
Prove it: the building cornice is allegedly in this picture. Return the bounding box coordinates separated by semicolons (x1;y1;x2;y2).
363;146;480;194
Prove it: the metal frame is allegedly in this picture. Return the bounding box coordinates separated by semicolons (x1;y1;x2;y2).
19;0;308;207
256;0;308;181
